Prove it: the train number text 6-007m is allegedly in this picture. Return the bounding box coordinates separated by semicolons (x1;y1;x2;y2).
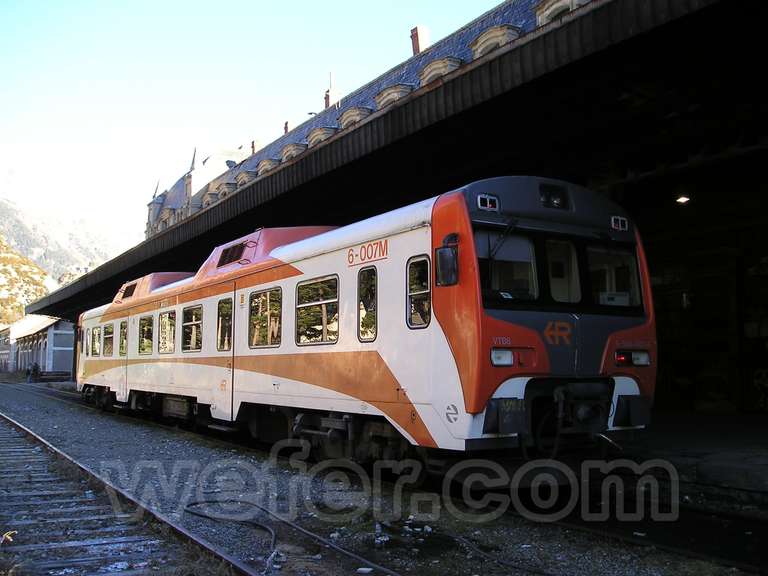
347;239;389;266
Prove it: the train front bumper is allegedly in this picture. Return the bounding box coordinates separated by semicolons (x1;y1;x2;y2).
458;376;652;451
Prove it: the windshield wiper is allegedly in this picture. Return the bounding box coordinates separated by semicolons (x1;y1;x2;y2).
489;217;517;261
485;218;518;297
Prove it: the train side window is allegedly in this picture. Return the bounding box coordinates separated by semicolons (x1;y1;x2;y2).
249;288;282;347
358;267;377;342
103;324;114;357
85;329;90;357
546;240;581;303
158;311;176;354
217;298;233;351
119;321;128;356
91;326;101;356
407;256;431;328
182;306;203;352
138;316;154;354
296;276;338;345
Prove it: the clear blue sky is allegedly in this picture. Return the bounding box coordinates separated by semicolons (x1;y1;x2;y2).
0;0;500;252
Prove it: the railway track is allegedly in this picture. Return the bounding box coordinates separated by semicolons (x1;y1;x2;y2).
4;382;768;575
0;408;256;576
0;384;408;576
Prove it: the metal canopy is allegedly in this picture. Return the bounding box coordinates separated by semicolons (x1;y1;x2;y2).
27;0;733;319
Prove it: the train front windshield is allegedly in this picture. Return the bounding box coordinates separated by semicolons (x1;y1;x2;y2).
474;229;643;314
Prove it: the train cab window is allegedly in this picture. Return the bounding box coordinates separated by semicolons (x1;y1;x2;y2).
158;311;176;354
138;316;154;354
546;240;581;303
296;277;338;344
119;321;128;356
407;257;431;328
103;324;114;357
85;329;90;356
182;306;203;352
91;326;101;356
358;267;377;341
249;288;282;347
475;231;538;301
587;246;641;307
217;298;233;351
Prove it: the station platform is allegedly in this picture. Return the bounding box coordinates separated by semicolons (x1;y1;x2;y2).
621;410;768;507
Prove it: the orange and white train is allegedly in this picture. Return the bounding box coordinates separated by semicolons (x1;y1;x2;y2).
78;176;656;460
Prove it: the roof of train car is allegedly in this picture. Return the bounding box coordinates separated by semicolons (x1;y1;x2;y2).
461;176;637;242
80;176;637;322
80;197;439;320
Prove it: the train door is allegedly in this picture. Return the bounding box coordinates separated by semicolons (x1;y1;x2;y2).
117;320;128;401
209;286;236;421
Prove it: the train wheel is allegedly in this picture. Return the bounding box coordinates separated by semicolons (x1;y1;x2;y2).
95;388;114;412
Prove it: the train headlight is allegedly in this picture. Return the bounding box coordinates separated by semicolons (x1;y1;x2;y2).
540;184;570;210
615;350;651;367
491;348;514;366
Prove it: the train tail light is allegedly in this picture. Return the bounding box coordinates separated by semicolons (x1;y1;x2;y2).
491;348;514;366
615;350;651;367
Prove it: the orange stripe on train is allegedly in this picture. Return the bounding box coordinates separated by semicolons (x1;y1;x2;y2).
81;351;437;448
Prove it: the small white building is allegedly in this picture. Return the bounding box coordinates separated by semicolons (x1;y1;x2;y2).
6;315;75;374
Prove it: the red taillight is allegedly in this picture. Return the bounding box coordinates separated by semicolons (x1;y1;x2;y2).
615;351;630;366
615;350;651;367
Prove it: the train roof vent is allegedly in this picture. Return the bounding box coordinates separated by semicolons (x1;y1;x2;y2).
217;243;246;267
122;283;136;299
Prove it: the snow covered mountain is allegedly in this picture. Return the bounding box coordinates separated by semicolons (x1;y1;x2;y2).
0;198;117;285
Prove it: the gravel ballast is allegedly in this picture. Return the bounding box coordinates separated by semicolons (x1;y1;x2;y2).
0;382;748;576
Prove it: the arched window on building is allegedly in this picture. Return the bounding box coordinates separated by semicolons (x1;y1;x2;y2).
338;107;373;130
307;126;338;148
256;158;279;176
235;170;257;188
419;57;463;87
374;84;413;110
281;143;308;162
215;182;236;199
469;25;520;60
536;0;591;26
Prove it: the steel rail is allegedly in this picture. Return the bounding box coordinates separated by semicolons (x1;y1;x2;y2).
0;385;407;576
0;407;261;576
16;383;768;500
5;382;766;574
